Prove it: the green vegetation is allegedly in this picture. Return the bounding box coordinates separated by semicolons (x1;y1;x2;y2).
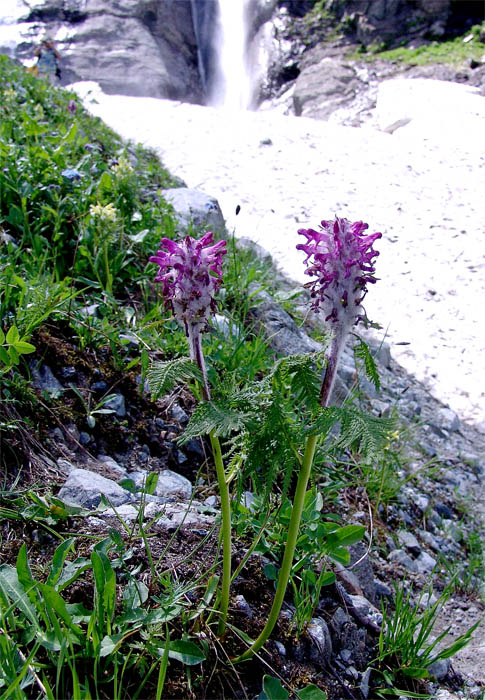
354;23;485;66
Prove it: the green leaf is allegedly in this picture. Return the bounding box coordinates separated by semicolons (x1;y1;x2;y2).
259;675;289;700
144;471;159;495
0;564;39;627
354;338;381;391
13;340;36;354
148;357;203;399
0;328;5;344
37;583;83;636
166;640;206;665
326;545;350;566
178;400;249;444
401;667;429;679
318;571;336;587
99;633;125;657
6;326;20;344
297;684;327;700
46;538;75;587
335;525;366;546
0;346;10;366
8;345;19;365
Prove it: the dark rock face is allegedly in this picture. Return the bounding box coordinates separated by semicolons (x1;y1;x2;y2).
1;0;204;102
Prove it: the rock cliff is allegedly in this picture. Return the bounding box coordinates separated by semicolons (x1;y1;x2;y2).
0;0;483;106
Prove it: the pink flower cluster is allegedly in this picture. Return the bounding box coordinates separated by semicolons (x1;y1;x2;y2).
297;217;381;329
150;232;227;335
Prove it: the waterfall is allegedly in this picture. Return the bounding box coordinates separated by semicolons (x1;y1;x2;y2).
209;0;252;110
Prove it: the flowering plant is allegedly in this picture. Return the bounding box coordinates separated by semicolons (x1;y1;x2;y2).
150;232;231;633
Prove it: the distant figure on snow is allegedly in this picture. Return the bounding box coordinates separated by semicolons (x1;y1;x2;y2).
34;37;62;84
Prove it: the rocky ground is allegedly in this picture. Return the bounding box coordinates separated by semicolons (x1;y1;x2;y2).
12;274;484;697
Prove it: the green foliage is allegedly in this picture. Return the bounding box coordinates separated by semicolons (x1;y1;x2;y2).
372;585;481;695
147;357;203;399
353;23;485;66
258;674;327;700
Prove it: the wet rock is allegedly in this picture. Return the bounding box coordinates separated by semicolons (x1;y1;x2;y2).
348;595;383;628
437;407;461;432
91;381;108;392
58;468;133;509
233;595;253;619
79;431;92;446
307;617;333;667
349;543;376;603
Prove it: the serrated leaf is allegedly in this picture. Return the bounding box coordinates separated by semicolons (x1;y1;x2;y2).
148;357;203;399
178;400;249;444
354;338;381;391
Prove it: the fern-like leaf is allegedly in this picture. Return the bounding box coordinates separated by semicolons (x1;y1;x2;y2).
353;338;381;392
336;408;394;463
178;401;250;444
307;406;342;438
147;357;203;399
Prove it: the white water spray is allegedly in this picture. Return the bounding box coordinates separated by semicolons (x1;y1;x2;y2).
210;0;252;110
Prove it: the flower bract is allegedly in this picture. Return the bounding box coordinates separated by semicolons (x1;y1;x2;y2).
150;232;226;335
297;216;381;328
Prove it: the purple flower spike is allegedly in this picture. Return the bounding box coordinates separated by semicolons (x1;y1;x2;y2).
297;216;381;330
67;100;77;114
150;232;227;336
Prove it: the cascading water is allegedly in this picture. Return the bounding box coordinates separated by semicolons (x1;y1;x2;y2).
209;0;252;110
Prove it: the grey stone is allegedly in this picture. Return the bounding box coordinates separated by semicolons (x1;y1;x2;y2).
169;403;189;425
360;668;372;699
247;285;322;357
154;469;192;500
415;551;437;574
162;188;226;235
58;468;132;509
31;364;63;397
348;595;383;628
437;407;461;432
397;530;421;556
103;393;126;418
97;455;127;479
307;617;333;667
428;658;451;681
349;543;376;604
237;237;273;264
162;502;215;529
112;504;139;521
212;314;242;339
274;641;286;657
233;594;253;619
388;549;419;573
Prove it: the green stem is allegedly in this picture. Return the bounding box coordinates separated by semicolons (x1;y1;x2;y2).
233;433;318;662
188;326;231;636
233;329;345;662
209;430;232;636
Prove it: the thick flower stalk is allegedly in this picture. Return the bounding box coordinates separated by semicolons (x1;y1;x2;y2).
150;232;231;634
150;232;226;399
235;216;381;662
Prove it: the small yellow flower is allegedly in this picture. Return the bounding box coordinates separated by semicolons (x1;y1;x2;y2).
89;202;117;223
111;154;133;177
3;87;16;101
